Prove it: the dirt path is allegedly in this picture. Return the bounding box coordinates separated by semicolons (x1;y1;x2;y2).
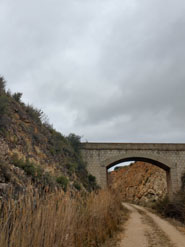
119;203;185;247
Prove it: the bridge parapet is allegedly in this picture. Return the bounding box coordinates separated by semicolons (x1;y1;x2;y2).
81;142;185;151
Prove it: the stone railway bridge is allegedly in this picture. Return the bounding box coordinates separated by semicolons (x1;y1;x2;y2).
80;143;185;198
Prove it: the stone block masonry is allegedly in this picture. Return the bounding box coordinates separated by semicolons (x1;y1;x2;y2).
80;143;185;199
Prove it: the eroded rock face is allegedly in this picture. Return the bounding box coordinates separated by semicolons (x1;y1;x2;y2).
108;162;167;204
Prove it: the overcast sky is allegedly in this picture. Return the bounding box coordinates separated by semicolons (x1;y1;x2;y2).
1;0;185;143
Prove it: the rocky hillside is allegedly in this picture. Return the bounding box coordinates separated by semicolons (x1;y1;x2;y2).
0;77;97;199
108;162;167;204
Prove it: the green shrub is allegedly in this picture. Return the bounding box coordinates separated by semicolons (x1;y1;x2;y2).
41;172;56;187
11;155;43;180
32;133;45;144
0;115;11;136
66;133;81;153
87;174;97;190
12;92;22;102
76;158;86;171
0;95;9;115
73;181;81;191
66;162;78;174
0;77;6;95
88;174;96;183
56;176;68;192
48;130;67;155
49;147;56;156
25;105;43;124
12;157;26;169
12;158;36;176
24;163;37;177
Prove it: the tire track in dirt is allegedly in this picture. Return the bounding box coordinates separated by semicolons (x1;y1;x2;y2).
120;203;185;247
134;206;175;247
134;204;185;247
119;203;148;247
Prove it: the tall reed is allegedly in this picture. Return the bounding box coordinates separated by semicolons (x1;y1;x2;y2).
0;189;123;247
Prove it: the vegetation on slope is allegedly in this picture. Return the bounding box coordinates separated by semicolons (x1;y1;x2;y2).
0;76;97;198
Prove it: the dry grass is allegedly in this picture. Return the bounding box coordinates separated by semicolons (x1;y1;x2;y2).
0;189;123;247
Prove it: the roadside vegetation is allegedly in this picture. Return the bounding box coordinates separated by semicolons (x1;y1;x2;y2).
0;189;125;247
153;172;185;224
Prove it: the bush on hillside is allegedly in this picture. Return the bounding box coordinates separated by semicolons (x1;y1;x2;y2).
11;155;56;188
25;105;43;124
12;157;42;178
0;95;11;136
88;174;97;190
66;162;78;174
48;130;67;155
88;174;96;183
0;95;9;115
0;77;6;95
66;133;81;153
12;92;22;102
56;175;69;192
73;181;81;191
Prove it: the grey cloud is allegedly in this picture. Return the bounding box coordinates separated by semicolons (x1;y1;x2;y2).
1;0;185;142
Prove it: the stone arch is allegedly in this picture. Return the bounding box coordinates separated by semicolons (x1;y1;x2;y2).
100;151;174;197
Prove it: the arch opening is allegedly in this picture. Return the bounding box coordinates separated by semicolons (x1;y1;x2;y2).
106;157;170;172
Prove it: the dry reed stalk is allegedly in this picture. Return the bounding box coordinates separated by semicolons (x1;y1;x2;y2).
0;189;123;247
